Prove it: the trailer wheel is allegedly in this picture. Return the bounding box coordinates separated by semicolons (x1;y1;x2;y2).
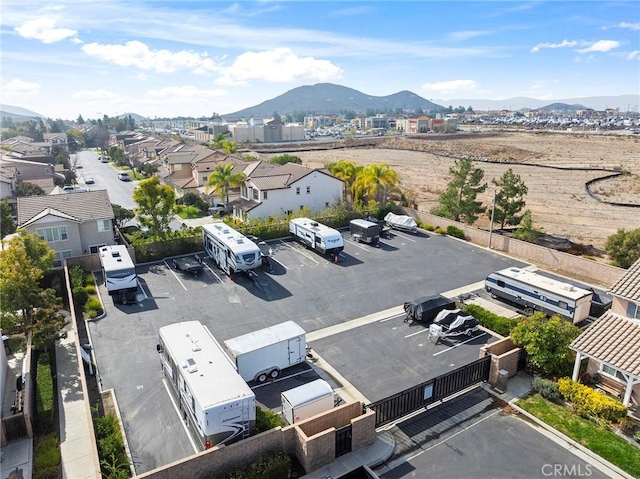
256;373;268;383
268;369;280;380
490;293;497;299
524;307;534;316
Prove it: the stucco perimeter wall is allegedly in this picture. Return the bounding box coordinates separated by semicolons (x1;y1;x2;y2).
396;207;624;288
137;401;374;479
480;337;521;386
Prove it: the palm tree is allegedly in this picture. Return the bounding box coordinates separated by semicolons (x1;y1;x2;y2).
206;163;246;212
354;163;399;207
326;160;360;204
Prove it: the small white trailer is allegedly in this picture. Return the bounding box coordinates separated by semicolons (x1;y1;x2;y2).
289;218;344;262
281;379;334;424
223;321;307;383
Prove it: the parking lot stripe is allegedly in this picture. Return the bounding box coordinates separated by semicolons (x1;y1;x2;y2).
270;257;289;270
432;332;487;356
137;279;149;301
164;261;187;290
307;305;405;342
162;378;199;454
201;262;223;282
390;231;417;243
345;238;371;252
405;328;430;339
279;240;319;265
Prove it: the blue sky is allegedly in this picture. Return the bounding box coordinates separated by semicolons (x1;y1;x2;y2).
1;1;638;120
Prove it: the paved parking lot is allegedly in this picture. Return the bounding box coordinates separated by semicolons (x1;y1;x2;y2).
88;231;527;473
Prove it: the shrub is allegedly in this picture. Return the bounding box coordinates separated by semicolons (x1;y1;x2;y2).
34;351;55;434
618;417;637;435
85;284;96;295
73;286;89;307
419;222;435;231
85;298;103;318
557;378;627;424
255;406;286;433
532;377;561;402
446;225;465;239
434;227;447;234
84;274;96;286
33;433;60;479
214;450;292;479
69;265;85;289
463;304;520;337
95;414;130;477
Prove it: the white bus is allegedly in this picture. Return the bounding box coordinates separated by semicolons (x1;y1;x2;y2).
485;267;593;323
289;218;344;263
202;223;261;276
99;245;138;304
157;321;256;449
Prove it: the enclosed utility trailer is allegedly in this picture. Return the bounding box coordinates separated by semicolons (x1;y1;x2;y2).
224;321;307;383
281;379;334;424
350;218;381;246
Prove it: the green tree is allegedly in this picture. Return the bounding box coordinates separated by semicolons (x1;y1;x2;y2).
16;181;45;196
353;163;399;207
29;289;69;351
210;133;237;154
77;114;85;125
491;168;528;228
272;111;281;121
269;154;302;165
436;157;487;224
111;204;136;230
605;228;640;269
132;176;176;238
205;163;246;212
511;313;581;376
0;232;54;331
1;199;16;238
513;209;540;243
66;128;85;148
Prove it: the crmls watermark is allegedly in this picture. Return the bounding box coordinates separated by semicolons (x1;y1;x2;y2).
541;464;593;477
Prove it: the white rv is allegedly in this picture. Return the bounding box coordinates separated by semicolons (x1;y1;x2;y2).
157;321;256;449
99;245;137;304
289;218;344;262
223;321;307;383
485;267;593;323
202;222;261;276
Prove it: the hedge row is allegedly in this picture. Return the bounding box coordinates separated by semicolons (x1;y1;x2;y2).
213;450;292;479
463;303;520;337
95;414;130;479
557;378;627;424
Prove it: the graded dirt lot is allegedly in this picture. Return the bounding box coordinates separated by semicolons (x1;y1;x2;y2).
265;131;640;249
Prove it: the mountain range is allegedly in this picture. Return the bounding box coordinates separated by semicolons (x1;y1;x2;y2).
1;85;637;122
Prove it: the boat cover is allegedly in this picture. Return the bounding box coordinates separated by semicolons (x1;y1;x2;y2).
384;213;418;231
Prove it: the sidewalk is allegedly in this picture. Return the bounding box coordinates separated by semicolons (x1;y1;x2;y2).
55;323;101;479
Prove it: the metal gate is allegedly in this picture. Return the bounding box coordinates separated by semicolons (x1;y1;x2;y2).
366;355;491;428
335;424;352;458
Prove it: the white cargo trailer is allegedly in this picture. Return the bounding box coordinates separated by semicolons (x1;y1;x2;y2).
289;218;344;262
223;321;306;383
281;379;334;424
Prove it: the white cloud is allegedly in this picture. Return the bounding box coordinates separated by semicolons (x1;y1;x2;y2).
73;89;126;103
530;39;577;53
529;80;546;91
15;18;77;44
421;80;479;96
1;78;42;95
147;85;227;99
627;51;640;60
577;40;620;53
615;22;640;31
81;41;220;74
215;48;343;86
449;30;490;41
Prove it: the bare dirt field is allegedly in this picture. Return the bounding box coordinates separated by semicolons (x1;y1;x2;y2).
262;131;640;249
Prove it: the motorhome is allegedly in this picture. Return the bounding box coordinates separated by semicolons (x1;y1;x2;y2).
157;321;255;449
202;223;261;276
349;218;380;246
99;245;138;304
289;218;344;262
485;267;593;323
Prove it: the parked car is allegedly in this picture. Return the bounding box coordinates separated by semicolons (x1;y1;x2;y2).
100;157;109;163
84;177;95;185
118;172;131;181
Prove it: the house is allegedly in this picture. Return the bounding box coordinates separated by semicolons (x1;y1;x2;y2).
231;161;343;221
570;258;640;407
17;190;115;268
0;156;62;187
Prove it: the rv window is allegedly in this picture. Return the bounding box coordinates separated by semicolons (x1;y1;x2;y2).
540;296;546;302
558;301;568;310
497;280;505;288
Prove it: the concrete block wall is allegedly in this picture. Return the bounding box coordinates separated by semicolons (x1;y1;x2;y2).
396;207;624;287
481;337;521;386
481;337;517;357
297;401;361;438
351;409;376;449
297;427;336;473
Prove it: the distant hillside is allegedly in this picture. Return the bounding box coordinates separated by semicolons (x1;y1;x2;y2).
538;103;590;112
116;112;148;122
438;95;639;112
225;83;444;117
0;104;45;120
